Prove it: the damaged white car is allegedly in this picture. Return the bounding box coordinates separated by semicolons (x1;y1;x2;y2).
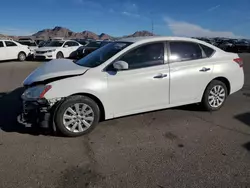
19;37;244;137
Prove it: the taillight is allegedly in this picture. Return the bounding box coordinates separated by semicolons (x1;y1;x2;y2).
234;58;243;68
39;85;52;98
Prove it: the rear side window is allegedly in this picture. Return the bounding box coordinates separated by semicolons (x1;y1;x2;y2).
5;41;17;47
169;41;202;62
0;41;4;47
199;44;215;57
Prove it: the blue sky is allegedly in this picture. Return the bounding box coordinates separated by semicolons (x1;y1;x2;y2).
0;0;250;38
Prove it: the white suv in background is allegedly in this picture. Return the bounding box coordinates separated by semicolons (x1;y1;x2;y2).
34;40;82;60
0;39;30;61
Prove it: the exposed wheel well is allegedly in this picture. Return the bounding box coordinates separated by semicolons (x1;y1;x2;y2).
71;93;105;121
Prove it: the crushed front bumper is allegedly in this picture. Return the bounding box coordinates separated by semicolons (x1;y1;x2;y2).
18;99;52;128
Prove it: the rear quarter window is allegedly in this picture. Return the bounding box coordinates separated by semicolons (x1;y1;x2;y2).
199;44;215;57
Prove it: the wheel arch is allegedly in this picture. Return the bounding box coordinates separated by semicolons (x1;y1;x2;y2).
18;51;27;56
70;93;106;121
203;77;231;98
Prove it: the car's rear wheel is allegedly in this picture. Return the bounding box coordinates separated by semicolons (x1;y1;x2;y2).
18;52;26;61
202;80;228;111
55;95;100;137
56;52;64;59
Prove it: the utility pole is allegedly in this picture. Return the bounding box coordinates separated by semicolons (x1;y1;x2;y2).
150;11;154;35
151;19;154;35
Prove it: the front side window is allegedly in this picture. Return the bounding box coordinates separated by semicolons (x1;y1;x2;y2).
76;42;131;68
119;43;164;70
0;41;4;47
169;41;202;62
5;41;17;47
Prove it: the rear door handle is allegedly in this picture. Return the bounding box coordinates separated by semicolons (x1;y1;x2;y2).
154;73;167;79
199;67;211;72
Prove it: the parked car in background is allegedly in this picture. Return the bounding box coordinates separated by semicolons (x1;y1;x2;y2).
18;39;38;58
0;39;30;61
75;40;102;59
34;40;82;60
219;39;250;53
19;36;244;137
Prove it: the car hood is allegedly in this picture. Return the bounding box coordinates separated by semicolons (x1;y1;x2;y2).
23;59;89;86
36;47;59;52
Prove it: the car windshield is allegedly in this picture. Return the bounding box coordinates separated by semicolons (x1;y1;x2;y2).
45;40;64;47
86;41;101;48
18;41;37;46
75;42;132;68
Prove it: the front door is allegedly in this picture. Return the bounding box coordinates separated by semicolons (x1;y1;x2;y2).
106;42;170;117
168;41;214;105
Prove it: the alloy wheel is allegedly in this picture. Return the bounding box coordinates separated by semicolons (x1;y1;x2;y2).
62;103;94;133
208;85;226;108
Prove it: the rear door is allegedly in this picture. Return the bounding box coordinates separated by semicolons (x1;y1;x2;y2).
4;41;20;60
168;41;214;105
0;41;7;60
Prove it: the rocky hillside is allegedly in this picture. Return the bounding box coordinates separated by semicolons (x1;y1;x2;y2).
0;26;155;40
31;26;154;40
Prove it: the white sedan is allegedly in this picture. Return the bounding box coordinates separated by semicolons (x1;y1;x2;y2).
0;39;30;61
34;40;82;60
20;36;244;137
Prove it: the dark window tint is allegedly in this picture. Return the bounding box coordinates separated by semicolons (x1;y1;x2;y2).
5;41;17;47
200;44;215;57
66;41;79;47
169;42;202;62
120;43;164;70
0;41;4;47
87;42;101;48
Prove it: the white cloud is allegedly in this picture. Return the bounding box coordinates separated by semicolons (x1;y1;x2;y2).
122;11;140;18
207;5;220;12
0;28;34;36
165;17;242;38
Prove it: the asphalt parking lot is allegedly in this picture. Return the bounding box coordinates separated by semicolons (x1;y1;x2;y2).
0;56;250;188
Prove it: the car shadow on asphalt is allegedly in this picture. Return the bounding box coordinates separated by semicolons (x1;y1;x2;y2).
0;87;51;136
234;112;250;127
243;142;250;152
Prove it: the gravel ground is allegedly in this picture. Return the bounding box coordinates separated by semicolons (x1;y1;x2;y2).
0;55;249;188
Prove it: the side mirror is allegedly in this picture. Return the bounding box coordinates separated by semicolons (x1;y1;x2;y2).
113;61;128;71
64;45;69;48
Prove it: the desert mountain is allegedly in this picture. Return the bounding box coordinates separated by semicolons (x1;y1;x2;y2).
31;26;154;40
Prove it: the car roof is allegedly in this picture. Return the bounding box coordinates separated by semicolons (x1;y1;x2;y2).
118;36;209;43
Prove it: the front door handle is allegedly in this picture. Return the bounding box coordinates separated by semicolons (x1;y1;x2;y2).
154;73;167;79
199;67;211;72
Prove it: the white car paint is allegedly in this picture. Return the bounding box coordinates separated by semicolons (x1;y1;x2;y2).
24;36;244;120
0;40;30;61
34;40;82;59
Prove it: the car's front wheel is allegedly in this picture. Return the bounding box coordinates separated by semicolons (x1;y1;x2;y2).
202;80;228;111
18;52;26;61
55;95;100;137
56;52;64;59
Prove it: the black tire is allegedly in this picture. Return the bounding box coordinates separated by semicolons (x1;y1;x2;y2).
56;52;64;59
55;95;100;137
202;80;228;111
18;52;26;61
